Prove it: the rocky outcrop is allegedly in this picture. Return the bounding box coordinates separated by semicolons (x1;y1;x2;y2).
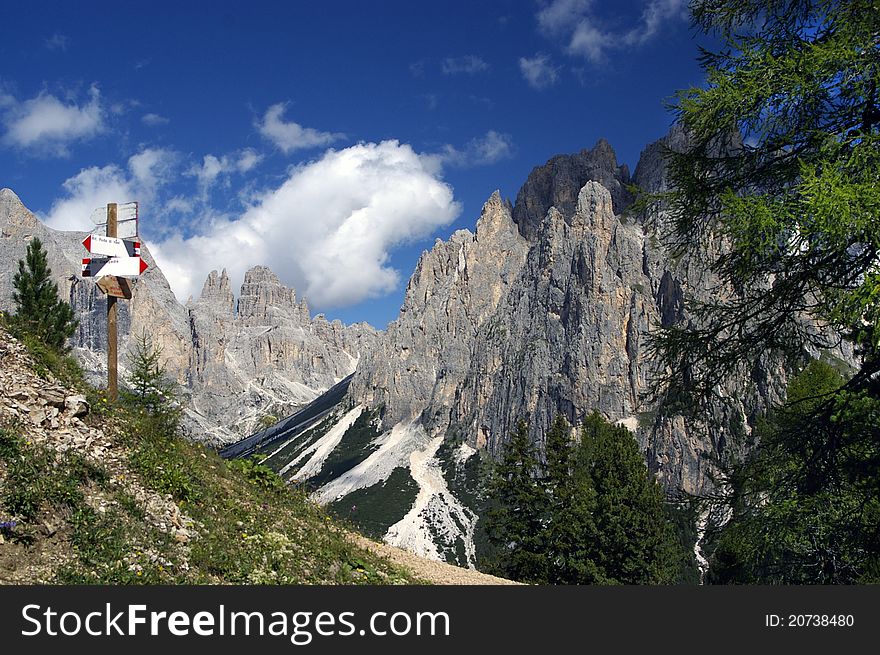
511;138;633;241
0;189;376;444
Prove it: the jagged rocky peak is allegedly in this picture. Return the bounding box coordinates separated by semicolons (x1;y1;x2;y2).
511;138;633;241
0;187;39;230
236;265;309;324
194;269;235;314
632;123;690;195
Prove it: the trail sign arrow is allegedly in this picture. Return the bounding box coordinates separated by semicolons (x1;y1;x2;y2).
83;234;140;258
96;256;148;277
83;256;147;278
82;257;109;277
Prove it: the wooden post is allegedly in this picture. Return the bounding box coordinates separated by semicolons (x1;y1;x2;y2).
106;203;118;402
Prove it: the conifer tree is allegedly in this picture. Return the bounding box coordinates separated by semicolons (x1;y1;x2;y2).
653;0;879;406
576;412;680;584
543;414;599;584
124;330;180;433
483;413;681;584
484;420;547;582
11;237;77;351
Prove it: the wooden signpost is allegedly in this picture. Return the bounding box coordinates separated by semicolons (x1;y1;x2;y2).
106;203;118;402
81;201;146;402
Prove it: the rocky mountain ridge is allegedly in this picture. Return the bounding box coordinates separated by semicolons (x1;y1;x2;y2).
260;131;854;567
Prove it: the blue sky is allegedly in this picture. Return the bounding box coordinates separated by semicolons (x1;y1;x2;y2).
0;0;708;328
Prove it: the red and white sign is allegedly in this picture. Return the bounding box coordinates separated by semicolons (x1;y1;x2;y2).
82;256;148;278
82;234;140;258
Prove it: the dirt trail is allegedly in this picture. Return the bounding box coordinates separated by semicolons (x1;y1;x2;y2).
350;534;521;585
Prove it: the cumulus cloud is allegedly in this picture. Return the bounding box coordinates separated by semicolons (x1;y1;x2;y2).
519;53;560;89
430;130;515;168
42;147;177;231
142;112;169;126
150;140;461;308
1;85;105;156
442;55;490;75
536;0;688;63
256;103;344;154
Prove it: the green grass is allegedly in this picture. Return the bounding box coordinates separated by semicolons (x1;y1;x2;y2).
1;314;85;390
0;426;102;522
110;404;419;584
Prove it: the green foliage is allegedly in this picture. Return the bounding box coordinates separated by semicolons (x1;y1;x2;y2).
10;237;77;352
228;456;286;493
11;330;85;388
483;420;549;582
577;413;681;584
707;360;880;583
650;0;880;406
483;414;683;584
122;330;181;432
0;427;102;522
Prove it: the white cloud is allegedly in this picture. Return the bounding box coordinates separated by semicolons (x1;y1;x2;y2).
430;131;515;168
189;154;226;194
142;112;169;126
42;147;177;231
236;148;262;173
256;103;344;154
151;140;461;309
45;33;70;51
537;0;593;35
442;55;490;75
1;85;105;156
519;53;560;89
536;0;688;63
186;149;263;197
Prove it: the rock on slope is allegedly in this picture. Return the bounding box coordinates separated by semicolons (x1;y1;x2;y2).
0;189;376;444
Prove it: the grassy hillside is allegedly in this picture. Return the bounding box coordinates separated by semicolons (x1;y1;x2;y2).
0;324;421;585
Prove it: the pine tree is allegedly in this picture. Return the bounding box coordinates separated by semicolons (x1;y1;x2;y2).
123;330;180;433
483;420;548;582
650;0;880;584
11;237;77;351
483;413;682;584
543;414;599;584
576;412;680;584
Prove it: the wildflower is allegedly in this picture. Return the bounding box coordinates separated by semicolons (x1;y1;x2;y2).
0;520;17;530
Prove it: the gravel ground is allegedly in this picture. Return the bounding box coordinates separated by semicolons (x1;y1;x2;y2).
350;534;521;585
